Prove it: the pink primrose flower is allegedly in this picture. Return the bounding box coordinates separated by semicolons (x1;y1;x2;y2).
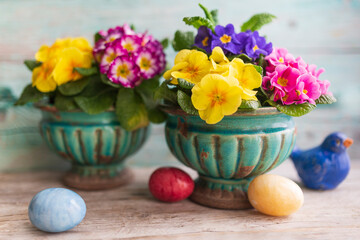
107;56;141;88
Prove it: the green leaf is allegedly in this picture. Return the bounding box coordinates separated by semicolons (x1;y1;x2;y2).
54;92;78;111
154;81;178;104
210;9;218;25
315;94;337;104
135;77;160;108
198;3;215;25
115;88;149;131
161;38;169;49
172;31;195;51
266;100;316;117
24;60;42;71
191;46;207;54
239;100;260;109
228;54;252;63
14;84;48;106
100;74;122;88
241;13;276;32
253;65;263;76
75;88;117;114
58;77;91;96
177;90;198;115
178;78;195;90
148;107;167;123
74;67;98;77
257;54;267;69
94;32;103;43
130;24;136;31
183;16;215;31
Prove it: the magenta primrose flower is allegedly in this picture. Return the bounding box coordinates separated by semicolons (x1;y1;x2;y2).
107;56;141;88
93;24;166;88
263;47;330;105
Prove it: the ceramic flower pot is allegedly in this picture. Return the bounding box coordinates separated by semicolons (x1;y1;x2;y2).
163;106;296;209
37;105;150;190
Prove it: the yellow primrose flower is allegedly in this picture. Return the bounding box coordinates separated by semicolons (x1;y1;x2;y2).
209;47;231;75
32;60;57;92
52;47;92;85
227;58;262;100
35;37;92;62
163;49;211;84
191;74;242;124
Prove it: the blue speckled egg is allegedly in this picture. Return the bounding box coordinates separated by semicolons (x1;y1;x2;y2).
28;188;86;232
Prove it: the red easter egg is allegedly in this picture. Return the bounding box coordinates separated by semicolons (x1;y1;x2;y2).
149;167;194;202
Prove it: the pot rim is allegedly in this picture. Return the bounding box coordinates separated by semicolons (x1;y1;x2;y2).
160;104;283;117
34;102;115;113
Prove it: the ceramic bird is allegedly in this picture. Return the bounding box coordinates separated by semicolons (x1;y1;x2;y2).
290;132;353;190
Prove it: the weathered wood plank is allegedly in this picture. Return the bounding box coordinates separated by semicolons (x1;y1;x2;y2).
0;160;360;239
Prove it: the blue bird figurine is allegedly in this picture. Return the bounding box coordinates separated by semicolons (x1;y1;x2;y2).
290;132;353;190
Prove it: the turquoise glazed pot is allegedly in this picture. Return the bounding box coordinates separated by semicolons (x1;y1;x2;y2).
163;107;296;209
38;105;150;190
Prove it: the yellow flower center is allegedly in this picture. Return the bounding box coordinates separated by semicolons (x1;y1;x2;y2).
117;64;130;78
220;34;232;44
297;89;308;96
278;57;284;63
210;91;225;107
123;42;134;51
185;66;200;78
282;94;289;101
277;77;288;87
108;37;116;42
253;45;259;52
140;57;151;70
202;37;209;47
106;52;117;63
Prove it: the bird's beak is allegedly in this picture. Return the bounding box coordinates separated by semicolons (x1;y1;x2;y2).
343;138;353;148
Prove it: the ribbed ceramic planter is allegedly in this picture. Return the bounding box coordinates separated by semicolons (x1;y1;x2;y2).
37;105;150;190
163;106;296;209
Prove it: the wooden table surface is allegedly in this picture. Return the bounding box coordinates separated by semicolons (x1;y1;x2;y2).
1;160;360;240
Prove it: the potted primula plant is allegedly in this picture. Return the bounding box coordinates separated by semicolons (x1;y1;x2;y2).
15;24;167;190
156;4;336;209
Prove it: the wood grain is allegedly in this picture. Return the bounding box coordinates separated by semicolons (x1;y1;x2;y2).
0;160;359;239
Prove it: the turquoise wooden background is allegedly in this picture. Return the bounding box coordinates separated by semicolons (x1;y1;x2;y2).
0;0;359;171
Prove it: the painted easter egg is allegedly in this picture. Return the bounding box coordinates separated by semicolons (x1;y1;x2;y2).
248;174;304;216
28;188;86;232
149;167;194;202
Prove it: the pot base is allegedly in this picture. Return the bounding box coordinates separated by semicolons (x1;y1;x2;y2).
190;175;253;209
63;168;133;191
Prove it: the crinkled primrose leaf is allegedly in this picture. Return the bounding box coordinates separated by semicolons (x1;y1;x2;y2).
14;84;48;105
24;60;42;71
177;78;195;90
241;13;276;32
177;90;198;115
58;76;91;96
183;16;215;31
239;100;261;109
266;100;316;117
315;94;337;104
54;92;78;111
116;88;149;131
172;31;195;51
74;67;98;77
154;81;178;104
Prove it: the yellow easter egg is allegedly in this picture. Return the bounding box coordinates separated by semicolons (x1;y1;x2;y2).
248;174;304;216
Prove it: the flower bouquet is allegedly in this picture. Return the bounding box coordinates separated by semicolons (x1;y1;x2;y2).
157;4;336;209
15;24;167;190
